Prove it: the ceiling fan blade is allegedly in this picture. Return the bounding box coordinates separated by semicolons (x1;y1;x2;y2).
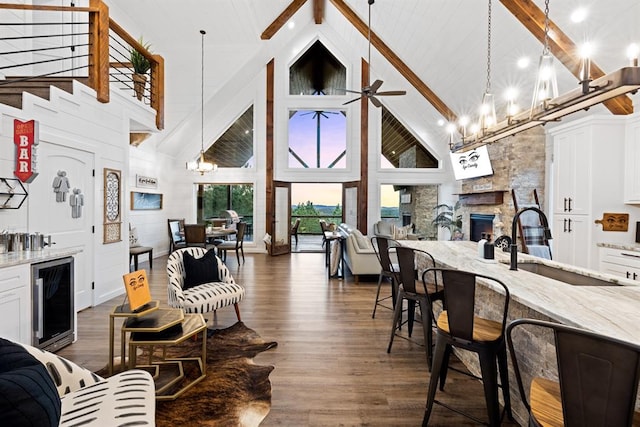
370;96;382;108
343;97;363;105
369;79;383;92
376;90;407;96
337;88;366;95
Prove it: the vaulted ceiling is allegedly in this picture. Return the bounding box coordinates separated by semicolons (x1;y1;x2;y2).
105;0;640;158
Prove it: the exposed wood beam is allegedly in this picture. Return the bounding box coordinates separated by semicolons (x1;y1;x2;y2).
313;0;324;24
500;0;633;115
329;0;457;122
261;0;307;40
358;57;368;233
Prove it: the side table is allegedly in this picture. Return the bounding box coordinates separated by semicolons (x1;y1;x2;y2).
127;313;207;400
108;300;160;376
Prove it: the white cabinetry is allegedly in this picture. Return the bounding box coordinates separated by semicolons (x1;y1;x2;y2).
599;247;640;282
550;117;625;269
624;115;640;203
0;264;31;344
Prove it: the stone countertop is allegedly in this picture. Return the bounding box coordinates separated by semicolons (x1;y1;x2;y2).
597;242;640;252
0;248;81;268
401;241;640;346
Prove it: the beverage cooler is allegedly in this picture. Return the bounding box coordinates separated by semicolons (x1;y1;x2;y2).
32;257;74;352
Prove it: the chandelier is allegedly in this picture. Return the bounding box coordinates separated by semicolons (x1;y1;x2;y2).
449;0;640;153
186;29;217;174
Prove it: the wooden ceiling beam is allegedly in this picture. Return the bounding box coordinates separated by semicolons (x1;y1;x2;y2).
313;0;324;24
329;0;457;122
500;0;633;115
261;0;307;40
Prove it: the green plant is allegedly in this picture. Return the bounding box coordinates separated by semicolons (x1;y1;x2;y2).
432;201;462;240
130;37;152;74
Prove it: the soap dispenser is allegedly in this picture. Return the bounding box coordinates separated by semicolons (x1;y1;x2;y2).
478;233;487;258
483;234;495;260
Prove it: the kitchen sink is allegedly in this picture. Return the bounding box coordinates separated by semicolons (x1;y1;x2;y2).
515;262;621;286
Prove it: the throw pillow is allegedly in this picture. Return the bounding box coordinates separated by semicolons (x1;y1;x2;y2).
0;339;61;427
183;250;220;290
129;226;141;247
352;229;371;250
394;225;408;240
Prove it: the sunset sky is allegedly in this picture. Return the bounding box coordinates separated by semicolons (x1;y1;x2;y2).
291;183;398;207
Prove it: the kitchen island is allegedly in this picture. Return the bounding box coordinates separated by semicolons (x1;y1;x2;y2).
401;240;640;423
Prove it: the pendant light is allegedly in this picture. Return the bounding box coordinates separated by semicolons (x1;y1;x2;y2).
479;0;497;134
186;29;216;175
530;0;558;117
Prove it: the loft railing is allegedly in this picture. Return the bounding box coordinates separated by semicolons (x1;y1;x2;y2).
0;0;164;130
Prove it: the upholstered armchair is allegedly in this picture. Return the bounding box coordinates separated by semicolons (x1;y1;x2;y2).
167;247;245;321
3;338;155;426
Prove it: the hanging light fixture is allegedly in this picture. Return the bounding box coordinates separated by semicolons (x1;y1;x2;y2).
479;0;497;134
530;0;558;116
450;0;640;153
186;29;217;175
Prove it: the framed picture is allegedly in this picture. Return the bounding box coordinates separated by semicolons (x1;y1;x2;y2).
131;191;163;210
103;168;122;244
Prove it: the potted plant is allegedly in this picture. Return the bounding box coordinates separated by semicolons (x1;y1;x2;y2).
130;37;152;100
432;201;463;240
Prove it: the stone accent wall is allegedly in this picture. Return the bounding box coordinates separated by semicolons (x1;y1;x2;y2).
458;126;547;243
403;185;439;239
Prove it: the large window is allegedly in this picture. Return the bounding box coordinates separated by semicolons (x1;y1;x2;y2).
197;184;254;242
381;107;437;169
204;106;254;168
288;109;347;168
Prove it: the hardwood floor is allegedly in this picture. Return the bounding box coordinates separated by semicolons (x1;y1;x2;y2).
58;252;519;426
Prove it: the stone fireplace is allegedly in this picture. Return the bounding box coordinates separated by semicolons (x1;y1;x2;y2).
455;126;547;242
469;213;495;242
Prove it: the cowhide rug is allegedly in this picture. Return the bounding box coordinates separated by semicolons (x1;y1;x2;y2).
99;322;277;426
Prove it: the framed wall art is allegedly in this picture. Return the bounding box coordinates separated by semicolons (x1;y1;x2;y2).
131;191;163;210
103;168;122;244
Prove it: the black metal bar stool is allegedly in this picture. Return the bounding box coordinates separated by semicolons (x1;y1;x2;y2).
387;246;442;367
507;318;640;427
422;268;512;427
370;236;401;318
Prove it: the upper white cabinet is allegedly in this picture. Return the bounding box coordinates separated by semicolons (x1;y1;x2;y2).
624;115;640;203
549;117;626;269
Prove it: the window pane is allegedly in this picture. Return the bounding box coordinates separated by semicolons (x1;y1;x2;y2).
197;184;254;242
380;107;437;169
205;106;254;168
288;110;347;168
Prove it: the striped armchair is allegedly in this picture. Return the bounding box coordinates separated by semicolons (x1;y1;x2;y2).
166;247;245;321
16;341;155;426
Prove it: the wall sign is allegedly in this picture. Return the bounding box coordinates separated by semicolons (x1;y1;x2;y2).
14;119;39;183
103;168;122;243
136;174;158;189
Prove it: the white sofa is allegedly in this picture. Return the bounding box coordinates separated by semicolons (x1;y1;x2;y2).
338;223;380;283
6;339;156;426
373;220;419;240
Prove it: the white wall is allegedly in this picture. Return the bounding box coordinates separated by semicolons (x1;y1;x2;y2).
0;80;157;306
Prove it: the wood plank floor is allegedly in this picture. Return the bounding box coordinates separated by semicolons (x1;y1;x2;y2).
58;252;520;426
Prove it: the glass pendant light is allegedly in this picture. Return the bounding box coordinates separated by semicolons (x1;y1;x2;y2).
187;30;216;175
530;0;558;116
479;0;497;133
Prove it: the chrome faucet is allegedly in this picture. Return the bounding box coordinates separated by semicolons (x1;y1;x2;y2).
510;206;552;270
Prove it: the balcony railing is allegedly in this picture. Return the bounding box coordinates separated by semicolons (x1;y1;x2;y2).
0;0;164;130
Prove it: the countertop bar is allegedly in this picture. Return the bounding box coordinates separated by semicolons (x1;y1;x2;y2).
597;241;640;252
0;248;81;268
401;241;640;346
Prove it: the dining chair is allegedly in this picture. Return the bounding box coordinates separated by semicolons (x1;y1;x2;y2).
507;318;640;427
422;268;512;426
291;218;301;246
184;224;207;248
167;218;186;253
217;221;246;264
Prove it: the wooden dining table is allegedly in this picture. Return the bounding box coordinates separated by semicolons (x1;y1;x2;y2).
206;227;236;239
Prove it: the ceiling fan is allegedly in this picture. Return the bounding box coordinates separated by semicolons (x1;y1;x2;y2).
342;0;406;108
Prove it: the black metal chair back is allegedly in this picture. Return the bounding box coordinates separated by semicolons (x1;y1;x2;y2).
507;318;640;427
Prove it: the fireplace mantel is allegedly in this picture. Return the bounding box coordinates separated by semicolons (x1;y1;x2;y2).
456;191;504;206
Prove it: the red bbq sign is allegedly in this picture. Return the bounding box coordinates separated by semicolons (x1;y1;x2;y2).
14;119;39;183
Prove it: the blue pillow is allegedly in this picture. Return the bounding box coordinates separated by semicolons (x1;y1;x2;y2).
0;338;61;427
183;250;220;289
